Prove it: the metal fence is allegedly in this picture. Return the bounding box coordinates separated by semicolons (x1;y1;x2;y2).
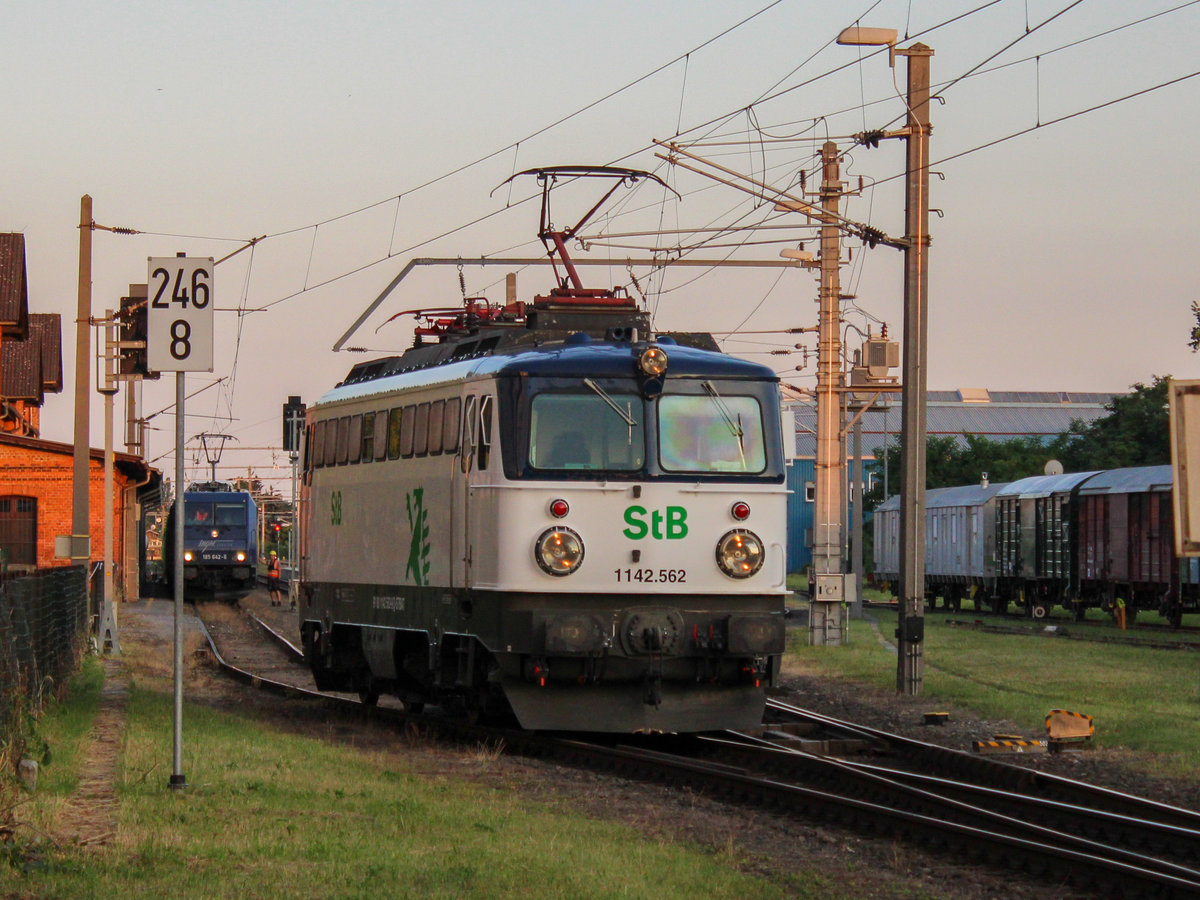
0;566;89;752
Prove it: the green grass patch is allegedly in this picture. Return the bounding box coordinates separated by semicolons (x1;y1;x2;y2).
2;675;843;899
788;608;1200;772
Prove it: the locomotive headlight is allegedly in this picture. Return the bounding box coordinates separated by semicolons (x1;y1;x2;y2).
211;529;220;539
183;551;194;562
715;529;765;578
535;527;584;576
236;552;246;562
638;345;669;377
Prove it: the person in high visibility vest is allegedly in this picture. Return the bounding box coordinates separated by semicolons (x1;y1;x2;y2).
1115;595;1127;631
266;550;283;607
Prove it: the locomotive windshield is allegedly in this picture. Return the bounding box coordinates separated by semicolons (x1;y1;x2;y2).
186;503;213;525
215;504;246;526
521;380;771;477
658;392;765;473
529;392;644;471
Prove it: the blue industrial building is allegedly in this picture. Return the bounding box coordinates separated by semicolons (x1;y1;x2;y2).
784;389;1119;573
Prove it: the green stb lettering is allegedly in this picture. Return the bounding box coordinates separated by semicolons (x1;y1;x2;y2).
623;505;688;540
666;506;688;539
623;505;648;540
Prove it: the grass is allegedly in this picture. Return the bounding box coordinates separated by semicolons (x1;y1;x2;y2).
1;639;844;900
787;606;1200;774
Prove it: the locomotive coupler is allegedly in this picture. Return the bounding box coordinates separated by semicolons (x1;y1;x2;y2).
642;625;665;652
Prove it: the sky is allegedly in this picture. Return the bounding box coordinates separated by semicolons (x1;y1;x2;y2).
4;0;1199;492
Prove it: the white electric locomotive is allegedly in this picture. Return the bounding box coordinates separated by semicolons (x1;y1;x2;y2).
297;169;789;732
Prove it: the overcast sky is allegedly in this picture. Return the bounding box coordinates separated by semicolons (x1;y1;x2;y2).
4;0;1198;490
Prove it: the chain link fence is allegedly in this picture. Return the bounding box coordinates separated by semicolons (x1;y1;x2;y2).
0;566;89;758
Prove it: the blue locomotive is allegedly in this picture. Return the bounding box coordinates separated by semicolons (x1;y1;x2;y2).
164;483;259;602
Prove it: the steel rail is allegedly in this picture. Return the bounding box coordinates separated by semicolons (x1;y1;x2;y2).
700;732;1200;880
202;612;1200;897
768;699;1200;832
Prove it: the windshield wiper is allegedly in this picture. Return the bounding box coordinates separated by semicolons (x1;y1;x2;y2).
583;378;636;428
702;381;746;463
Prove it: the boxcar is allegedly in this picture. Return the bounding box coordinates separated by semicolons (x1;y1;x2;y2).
994;472;1098;618
1075;465;1183;625
872;481;1007;611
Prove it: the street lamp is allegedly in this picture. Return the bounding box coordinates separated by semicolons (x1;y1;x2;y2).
836;26;899;62
837;26;933;696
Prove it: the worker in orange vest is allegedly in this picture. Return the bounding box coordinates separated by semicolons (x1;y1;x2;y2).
266;550;283;607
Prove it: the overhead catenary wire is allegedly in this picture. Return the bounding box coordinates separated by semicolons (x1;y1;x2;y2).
123;1;1200;476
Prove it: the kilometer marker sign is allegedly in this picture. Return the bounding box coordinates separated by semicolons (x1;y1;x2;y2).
147;256;214;372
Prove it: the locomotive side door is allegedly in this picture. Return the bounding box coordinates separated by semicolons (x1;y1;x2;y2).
450;393;476;588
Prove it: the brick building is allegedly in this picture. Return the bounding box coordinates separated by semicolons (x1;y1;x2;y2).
0;232;156;598
0;433;151;596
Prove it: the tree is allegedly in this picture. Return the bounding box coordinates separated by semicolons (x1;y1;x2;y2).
1190;301;1200;352
864;431;1074;511
1058;376;1171;471
861;377;1170;512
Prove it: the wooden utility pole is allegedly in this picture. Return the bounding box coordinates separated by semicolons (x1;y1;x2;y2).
897;44;933;694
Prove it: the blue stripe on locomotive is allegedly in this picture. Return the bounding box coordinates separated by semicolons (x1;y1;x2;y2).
320;335;777;406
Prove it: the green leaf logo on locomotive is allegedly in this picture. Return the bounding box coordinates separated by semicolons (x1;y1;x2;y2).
406;487;431;586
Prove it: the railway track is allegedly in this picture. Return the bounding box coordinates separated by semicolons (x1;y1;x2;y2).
862;601;1200;650
196;603;1200;898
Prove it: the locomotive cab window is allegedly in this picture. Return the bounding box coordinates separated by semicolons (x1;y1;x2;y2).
529;390;643;471
186;503;214;525
658;391;766;473
215;504;245;527
478;395;493;470
461;395;478;472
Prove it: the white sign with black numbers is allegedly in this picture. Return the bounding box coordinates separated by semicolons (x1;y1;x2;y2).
147;257;214;372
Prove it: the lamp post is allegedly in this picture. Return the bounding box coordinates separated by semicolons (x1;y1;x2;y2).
837;27;933;695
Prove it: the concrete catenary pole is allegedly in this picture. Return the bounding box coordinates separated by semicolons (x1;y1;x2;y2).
897;44;933;695
810;140;846;646
73;196;93;610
